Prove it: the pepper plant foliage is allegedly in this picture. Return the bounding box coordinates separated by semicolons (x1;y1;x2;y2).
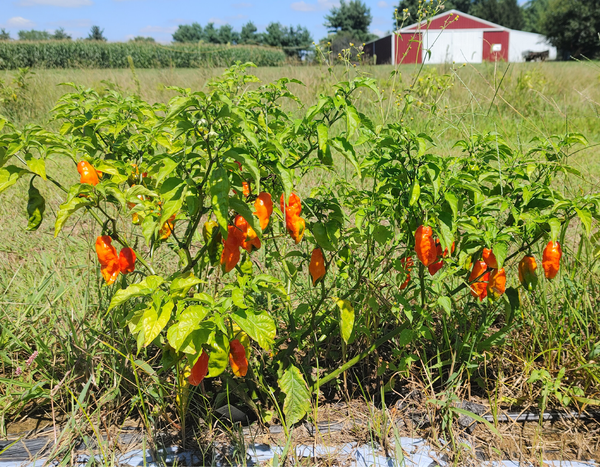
0;63;597;422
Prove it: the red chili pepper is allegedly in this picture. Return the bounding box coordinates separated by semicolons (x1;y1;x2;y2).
487;268;506;299
189;351;209;386
119;247;136;274
400;256;413;289
414;225;437;266
542;241;562;279
229;339;248;377
95;235;120;285
469;260;489;301
482;248;498;269
254;192;273;230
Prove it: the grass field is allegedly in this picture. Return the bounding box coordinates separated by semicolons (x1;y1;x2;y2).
1;60;600;464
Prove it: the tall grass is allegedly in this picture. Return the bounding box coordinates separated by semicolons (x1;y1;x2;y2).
0;41;286;70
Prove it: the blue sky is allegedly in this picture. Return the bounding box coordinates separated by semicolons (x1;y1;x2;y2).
0;0;398;43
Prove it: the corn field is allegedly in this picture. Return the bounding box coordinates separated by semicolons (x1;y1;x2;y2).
0;41;287;69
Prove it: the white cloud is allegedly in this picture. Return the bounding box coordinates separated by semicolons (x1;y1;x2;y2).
3;16;36;28
371;28;385;37
16;0;93;6
377;1;389;7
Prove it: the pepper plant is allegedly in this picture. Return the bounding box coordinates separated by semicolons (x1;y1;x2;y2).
1;62;598;429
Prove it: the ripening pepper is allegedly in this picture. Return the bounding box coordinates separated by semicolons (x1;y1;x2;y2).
309;248;326;286
202;220;219;243
220;224;244;273
95;235;120;285
542;241;562;280
254;192;273;230
188;351;209;386
487;268;506;299
400;256;413;289
482;248;498;269
119;247;136;274
242;181;250;198
280;193;302;217
518;255;538;290
242;236;261;253
414;225;437;266
287;215;305;244
229;339;248;377
235;215;258;242
159;214;176;240
77;161;100;186
469;260;490;301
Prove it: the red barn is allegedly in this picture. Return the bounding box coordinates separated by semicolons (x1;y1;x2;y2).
363;10;556;65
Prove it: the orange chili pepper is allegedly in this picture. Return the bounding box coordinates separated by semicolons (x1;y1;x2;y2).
487;268;506;299
229;339;248;377
469;260;489;301
309;248;326;286
189;350;209;386
95;235;120;285
400;256;413;289
159;214;176;240
414;225;437;266
518;255;538;290
254;192;273;230
77;161;100;186
482;248;498;269
287;215;305;244
242;181;250;198
119;247;136;274
280;193;302;217
542;241;562;280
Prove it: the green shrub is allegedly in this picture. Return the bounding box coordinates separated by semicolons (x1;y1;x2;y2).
0;41;286;69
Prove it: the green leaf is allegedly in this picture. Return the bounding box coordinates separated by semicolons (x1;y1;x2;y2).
278;365;311;425
224;149;260;188
54;196;92;237
0;165;26;194
312;222;335;251
409;180;420;206
330;137;361;179
274;162;293;201
548;217;561;242
207;331;229;377
26;179;45;231
493;241;508;269
575;208;591;237
232;288;247;309
108;275;165;311
437;296;452;314
232;308;276;350
336;298;354;344
437;212;453;252
346;104;360;137
317;124;328;152
159;177;186;226
210;166;230;238
166;305;208;352
170;272;203;299
25;155;46;180
143;301;173;348
444;193;458;220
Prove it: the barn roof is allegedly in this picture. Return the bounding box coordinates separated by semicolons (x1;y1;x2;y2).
399;9;507;32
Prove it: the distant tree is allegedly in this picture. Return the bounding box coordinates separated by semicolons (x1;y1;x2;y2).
522;0;549;33
324;0;374;42
393;0;471;27
129;36;156;42
471;0;524;29
217;24;240;44
240;21;260;44
203;23;219;43
0;29;10;41
86;25;107;41
172;22;204;43
541;0;600;58
18;29;51;41
52;27;71;40
263;22;313;58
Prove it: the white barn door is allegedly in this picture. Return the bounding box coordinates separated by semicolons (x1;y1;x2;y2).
422;30;483;64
